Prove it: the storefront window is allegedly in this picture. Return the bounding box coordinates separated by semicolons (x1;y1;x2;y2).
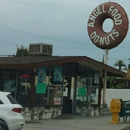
48;66;62;106
35;67;48;105
75;64;100;113
1;69;31;105
33;66;63;106
91;87;99;104
86;72;100;105
16;69;31;105
2;70;16;98
76;77;87;105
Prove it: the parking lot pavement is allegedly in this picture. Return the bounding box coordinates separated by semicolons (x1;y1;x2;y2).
23;115;130;130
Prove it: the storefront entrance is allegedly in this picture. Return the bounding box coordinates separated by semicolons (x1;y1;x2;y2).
62;76;72;114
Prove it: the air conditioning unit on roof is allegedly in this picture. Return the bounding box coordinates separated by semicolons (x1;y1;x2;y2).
29;43;53;56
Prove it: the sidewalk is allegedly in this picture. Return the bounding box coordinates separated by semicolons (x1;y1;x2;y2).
54;115;130;130
25;114;130;130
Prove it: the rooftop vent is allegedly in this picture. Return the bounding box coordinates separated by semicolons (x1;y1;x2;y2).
29;43;53;56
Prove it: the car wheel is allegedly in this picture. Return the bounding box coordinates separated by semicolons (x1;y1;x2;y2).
0;120;8;130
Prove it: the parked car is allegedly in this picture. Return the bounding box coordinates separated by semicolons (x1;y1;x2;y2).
0;91;25;130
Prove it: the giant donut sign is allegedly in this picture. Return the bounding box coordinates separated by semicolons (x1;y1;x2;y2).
87;2;129;49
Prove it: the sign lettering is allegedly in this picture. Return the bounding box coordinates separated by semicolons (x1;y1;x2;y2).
90;29;119;45
88;5;122;28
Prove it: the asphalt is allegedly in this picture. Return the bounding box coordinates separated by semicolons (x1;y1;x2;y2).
23;114;130;130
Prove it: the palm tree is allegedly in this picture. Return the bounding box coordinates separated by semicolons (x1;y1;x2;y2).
114;60;126;70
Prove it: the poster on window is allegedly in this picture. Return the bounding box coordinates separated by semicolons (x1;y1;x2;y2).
54;97;61;105
3;80;15;92
38;67;46;82
78;87;87;97
54;66;62;82
36;83;46;94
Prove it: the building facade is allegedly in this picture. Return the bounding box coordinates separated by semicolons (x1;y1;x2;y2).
0;56;126;120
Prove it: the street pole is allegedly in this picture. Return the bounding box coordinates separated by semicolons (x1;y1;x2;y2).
102;49;108;113
104;49;108;65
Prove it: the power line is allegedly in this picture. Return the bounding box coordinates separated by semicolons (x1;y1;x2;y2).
0;25;129;49
0;25;86;45
0;43;15;55
0;25;130;59
0;40;17;46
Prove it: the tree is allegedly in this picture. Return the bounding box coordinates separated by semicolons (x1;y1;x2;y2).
16;45;29;57
107;77;116;88
114;60;126;70
128;64;130;70
107;77;125;89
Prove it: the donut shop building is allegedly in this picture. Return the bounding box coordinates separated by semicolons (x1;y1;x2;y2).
0;45;126;120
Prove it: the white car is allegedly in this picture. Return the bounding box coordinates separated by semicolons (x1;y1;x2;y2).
0;91;25;130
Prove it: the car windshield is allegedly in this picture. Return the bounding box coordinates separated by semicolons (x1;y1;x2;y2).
7;94;18;104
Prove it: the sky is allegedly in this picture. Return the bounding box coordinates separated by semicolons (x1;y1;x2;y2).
0;0;130;69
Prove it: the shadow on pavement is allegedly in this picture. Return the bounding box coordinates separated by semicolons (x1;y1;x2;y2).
121;126;130;130
53;114;73;119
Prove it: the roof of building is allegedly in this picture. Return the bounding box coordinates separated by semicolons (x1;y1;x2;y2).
0;55;126;77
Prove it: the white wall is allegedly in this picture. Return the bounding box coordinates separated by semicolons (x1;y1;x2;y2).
101;89;130;108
